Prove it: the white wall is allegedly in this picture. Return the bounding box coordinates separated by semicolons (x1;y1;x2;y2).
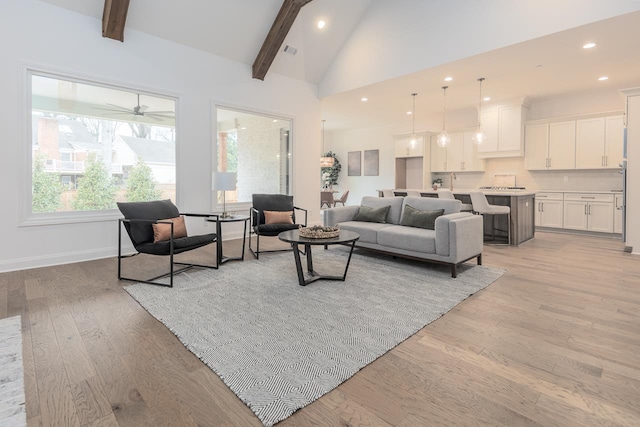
320;0;640;96
0;0;321;272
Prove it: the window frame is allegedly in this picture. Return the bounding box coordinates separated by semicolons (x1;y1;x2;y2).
20;64;180;227
212;103;294;214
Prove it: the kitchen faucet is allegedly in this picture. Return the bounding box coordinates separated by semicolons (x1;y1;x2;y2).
450;172;457;190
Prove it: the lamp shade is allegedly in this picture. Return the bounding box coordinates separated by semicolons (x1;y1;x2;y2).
320;156;335;167
212;172;237;191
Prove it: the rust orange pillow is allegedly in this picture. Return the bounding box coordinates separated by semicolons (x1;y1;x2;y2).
152;216;187;242
264;210;294;225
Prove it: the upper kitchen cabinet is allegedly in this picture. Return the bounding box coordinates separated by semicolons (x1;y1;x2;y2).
575;115;624;169
477;101;529;158
395;135;425;158
430;132;484;172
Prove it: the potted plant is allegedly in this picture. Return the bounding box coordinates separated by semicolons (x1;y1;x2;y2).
432;178;443;189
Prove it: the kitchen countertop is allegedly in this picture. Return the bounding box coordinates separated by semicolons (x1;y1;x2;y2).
420;189;537;197
536;190;622;194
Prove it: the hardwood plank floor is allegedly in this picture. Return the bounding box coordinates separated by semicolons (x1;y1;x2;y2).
1;232;639;426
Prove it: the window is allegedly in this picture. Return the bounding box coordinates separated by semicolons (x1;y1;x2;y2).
27;70;176;222
215;107;292;208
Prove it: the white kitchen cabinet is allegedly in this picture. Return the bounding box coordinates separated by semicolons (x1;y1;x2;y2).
430;132;484;172
563;193;614;233
535;192;564;228
477;102;529;158
576;115;624;169
462;131;485;171
525;121;575;170
395;136;424;158
548;121;576;169
614;193;623;234
605;116;624;169
430;135;448;172
525;123;549;170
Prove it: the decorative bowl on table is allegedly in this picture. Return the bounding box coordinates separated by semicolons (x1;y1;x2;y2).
298;225;340;239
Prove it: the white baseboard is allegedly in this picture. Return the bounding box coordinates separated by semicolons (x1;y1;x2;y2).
0;245;134;274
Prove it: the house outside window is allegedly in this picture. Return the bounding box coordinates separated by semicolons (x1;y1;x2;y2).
28;70;177;222
215;107;292;209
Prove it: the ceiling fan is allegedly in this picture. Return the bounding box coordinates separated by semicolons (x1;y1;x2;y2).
94;94;174;121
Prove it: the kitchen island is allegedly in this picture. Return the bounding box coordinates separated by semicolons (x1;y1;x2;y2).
385;189;536;246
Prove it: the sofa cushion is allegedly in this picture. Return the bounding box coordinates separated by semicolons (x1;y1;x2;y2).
360;196;404;224
400;205;444;230
354;205;390;223
377;225;437;254
402;196;461;215
337;221;389;244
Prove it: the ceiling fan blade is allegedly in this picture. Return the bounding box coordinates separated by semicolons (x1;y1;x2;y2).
138;105;149;113
145;114;164;121
104;103;132;112
93;110;134;115
145;110;175;114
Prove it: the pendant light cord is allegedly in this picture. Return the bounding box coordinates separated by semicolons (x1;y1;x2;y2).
411;93;417;137
477;78;484;127
441;86;448;131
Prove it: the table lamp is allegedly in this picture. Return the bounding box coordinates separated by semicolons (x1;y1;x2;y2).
213;172;236;218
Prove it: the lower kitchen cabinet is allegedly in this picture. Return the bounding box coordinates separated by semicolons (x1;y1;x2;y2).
563;193;614;233
535;192;563;228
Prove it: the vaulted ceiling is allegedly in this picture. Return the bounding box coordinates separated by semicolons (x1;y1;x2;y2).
38;0;640;131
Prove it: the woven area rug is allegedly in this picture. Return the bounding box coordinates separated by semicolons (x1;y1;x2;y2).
125;249;503;426
0;315;26;427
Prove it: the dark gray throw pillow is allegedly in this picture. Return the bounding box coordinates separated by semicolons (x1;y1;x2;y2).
400;205;444;230
354;205;390;223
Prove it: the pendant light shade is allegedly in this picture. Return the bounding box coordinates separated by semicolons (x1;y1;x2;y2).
409;93;418;147
320;120;334;167
472;77;486;145
437;86;450;148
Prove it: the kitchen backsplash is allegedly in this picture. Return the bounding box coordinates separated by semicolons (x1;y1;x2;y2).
433;157;622;191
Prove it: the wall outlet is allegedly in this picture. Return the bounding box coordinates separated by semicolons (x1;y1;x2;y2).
564;176;569;182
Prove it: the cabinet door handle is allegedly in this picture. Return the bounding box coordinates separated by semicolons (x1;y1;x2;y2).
581;196;595;199
584;205;588;215
541;203;544;213
549;158;551;168
605;155;608;166
588;205;591;215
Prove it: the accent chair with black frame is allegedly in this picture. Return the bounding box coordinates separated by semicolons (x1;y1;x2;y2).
117;199;218;287
249;194;307;259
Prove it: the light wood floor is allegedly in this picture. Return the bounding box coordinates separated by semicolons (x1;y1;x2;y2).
1;232;639;426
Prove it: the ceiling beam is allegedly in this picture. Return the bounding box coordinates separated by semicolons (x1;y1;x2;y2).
252;0;313;80
102;0;130;42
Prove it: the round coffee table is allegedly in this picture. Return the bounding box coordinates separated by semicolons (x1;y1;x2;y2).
278;229;360;286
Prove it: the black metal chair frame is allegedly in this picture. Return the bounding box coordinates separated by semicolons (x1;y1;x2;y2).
118;212;219;288
249;206;307;259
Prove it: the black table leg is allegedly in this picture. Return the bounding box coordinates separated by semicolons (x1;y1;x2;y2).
289;240;357;286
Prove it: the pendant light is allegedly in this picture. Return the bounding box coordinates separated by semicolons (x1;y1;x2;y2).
472;77;486;145
409;93;418;147
319;120;334;167
437;86;450;148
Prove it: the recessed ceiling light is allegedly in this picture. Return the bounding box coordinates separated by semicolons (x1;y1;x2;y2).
444;76;453;82
583;42;597;49
272;119;278;122
361;97;368;102
598;76;609;81
406;111;412;115
483;97;491;101
317;20;326;29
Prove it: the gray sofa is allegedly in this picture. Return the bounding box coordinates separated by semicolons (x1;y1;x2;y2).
323;196;484;277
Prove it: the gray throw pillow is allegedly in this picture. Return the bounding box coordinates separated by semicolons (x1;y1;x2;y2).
400;205;444;230
354;205;390;223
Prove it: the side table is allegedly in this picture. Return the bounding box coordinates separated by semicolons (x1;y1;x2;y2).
206;214;250;265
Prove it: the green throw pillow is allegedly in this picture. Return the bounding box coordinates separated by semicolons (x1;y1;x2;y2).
354;205;390;223
400;205;444;230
